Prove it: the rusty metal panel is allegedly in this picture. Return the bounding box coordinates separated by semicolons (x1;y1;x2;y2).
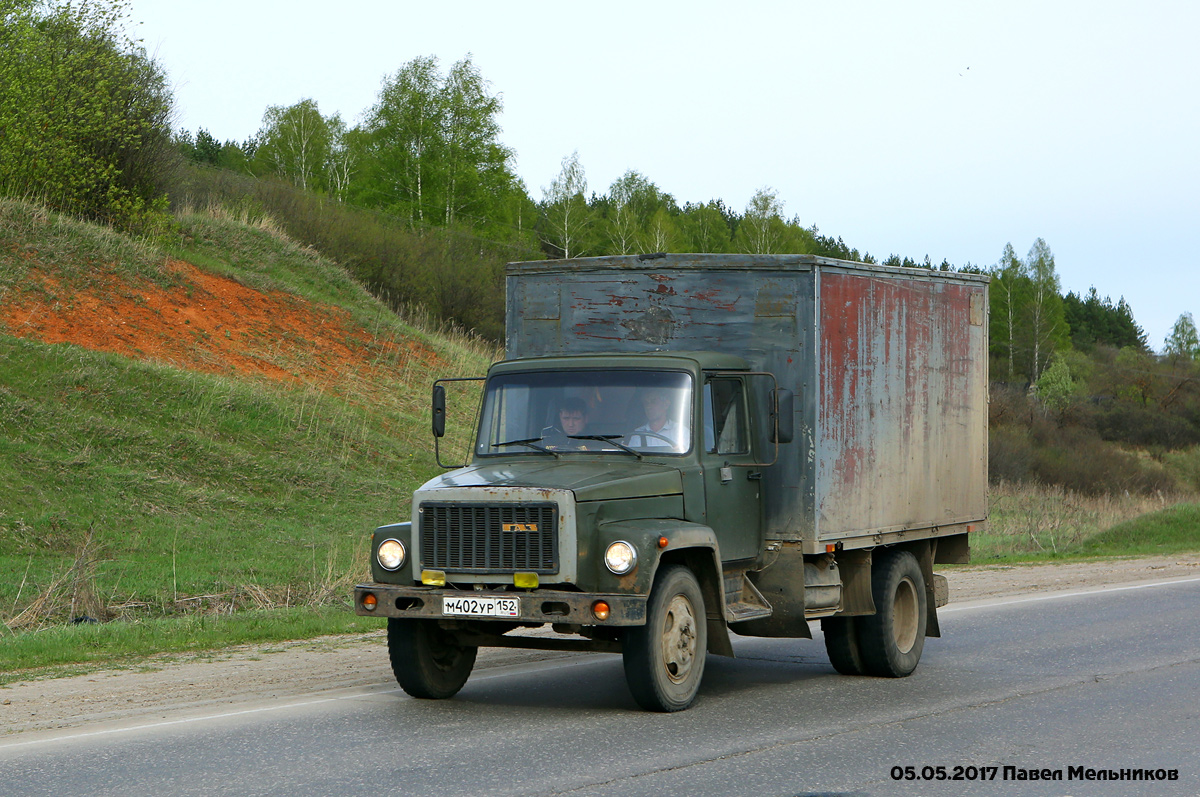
505;254;988;546
506;257;818;542
814;268;988;540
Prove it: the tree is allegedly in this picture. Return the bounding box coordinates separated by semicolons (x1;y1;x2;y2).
1063;288;1147;351
254;99;334;192
541;151;589;258
606;170;648;254
357;55;445;222
1034;354;1075;415
324;116;355;201
1164;312;1200;363
1022;238;1070;380
0;0;174;232
353;54;517;230
989;243;1027;381
678;200;735;253
439;57;512;228
641;206;678;253
738;187;785;254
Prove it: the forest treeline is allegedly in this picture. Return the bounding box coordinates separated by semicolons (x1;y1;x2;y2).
5;0;1200;496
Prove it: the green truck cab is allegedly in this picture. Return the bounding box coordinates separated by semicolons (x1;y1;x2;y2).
355;254;989;711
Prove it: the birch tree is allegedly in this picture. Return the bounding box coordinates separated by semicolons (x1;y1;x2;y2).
441;57;510;227
1022;238;1069;381
606;170;644;254
324;115;355;201
255;99;332;192
354;55;515;229
989;243;1027;381
679;200;735;253
1164;312;1200;363
359;56;443;223
542;151;588;258
739;187;784;254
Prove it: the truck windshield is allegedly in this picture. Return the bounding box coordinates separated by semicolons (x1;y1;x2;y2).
477;370;694;456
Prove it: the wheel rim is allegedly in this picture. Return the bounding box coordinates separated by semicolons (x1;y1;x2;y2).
892;576;919;654
660;593;699;684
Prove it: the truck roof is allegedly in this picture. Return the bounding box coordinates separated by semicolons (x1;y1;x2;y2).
492;351;751;373
507;253;990;284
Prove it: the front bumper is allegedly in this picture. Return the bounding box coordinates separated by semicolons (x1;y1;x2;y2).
354;584;648;626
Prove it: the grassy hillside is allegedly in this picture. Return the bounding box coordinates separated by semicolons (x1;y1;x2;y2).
0;199;494;647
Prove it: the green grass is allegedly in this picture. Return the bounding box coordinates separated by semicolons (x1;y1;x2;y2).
0;334;432;621
967;482;1199;563
1077;503;1200;556
0;199;495;675
0;607;384;685
0;198;171;292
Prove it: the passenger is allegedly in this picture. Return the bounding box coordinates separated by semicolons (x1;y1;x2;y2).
627;387;689;451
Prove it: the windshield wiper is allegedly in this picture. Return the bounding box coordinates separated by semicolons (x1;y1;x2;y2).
571;435;644;459
493;437;560;458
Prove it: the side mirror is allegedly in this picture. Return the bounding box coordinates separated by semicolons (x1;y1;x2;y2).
771;388;794;444
432;384;446;438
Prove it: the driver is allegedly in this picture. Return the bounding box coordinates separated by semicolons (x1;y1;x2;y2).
627;387;689;450
542;398;592;450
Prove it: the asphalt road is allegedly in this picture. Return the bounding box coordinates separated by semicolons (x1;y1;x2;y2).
3;577;1198;797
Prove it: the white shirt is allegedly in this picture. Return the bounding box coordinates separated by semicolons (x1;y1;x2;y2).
628;419;690;451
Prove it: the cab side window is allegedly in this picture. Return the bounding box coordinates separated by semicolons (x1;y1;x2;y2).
703;378;748;455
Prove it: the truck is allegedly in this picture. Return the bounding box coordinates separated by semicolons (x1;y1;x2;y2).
354;253;989;712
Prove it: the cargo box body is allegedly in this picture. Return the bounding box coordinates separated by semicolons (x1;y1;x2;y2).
506;254;988;552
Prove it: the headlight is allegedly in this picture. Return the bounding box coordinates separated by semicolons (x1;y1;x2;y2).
377;538;406;571
604;541;637;575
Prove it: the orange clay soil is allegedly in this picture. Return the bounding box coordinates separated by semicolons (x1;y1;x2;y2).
0;260;439;393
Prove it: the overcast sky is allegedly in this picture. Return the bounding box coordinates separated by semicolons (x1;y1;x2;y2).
126;1;1199;350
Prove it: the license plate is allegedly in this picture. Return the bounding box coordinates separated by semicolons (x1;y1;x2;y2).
442;595;520;618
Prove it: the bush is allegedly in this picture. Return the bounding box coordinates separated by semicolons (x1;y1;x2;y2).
989;424;1034;484
1162;447;1200;493
1030;426;1177;496
1094;404;1200;450
0;0;175;233
167;163;529;341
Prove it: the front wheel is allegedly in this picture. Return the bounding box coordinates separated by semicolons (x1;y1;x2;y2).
857;550;927;677
622;564;708;712
387;618;477;699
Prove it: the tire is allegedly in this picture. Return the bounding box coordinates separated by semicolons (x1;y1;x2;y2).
387;618;477;699
857;550;927;677
622;565;708;712
821;615;866;675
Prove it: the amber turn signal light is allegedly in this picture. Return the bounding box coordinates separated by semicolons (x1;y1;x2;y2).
361;592;378;611
592;600;611;621
657;536;669;548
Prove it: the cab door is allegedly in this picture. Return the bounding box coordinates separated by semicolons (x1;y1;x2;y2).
700;376;762;563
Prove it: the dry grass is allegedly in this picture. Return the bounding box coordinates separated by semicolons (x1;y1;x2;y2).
5;527;110;631
5;533;375;632
976;480;1188;560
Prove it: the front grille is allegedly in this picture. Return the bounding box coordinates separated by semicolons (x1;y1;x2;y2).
419;503;558;574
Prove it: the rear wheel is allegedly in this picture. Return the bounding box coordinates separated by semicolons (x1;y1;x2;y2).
821;615;866;675
387;618;477;699
623;565;707;712
857;550;927;677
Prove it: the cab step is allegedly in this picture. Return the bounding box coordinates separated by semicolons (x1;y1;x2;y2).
723;569;773;623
